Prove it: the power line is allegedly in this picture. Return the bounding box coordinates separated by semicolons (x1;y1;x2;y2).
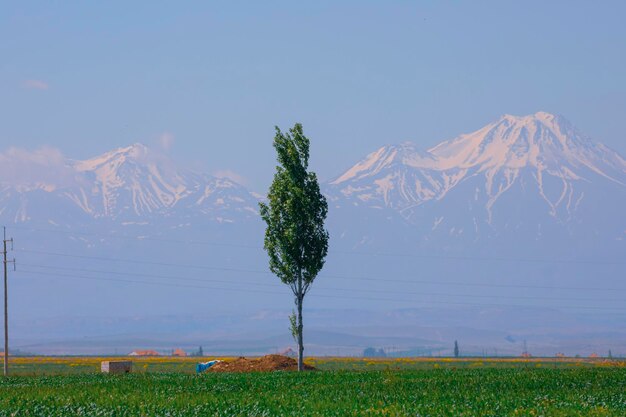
332;249;626;266
19;269;283;295
18;263;626;303
9;225;261;249
15;251;626;293
20;263;280;288
10;226;625;266
16;249;266;273
17;269;626;312
327;275;626;293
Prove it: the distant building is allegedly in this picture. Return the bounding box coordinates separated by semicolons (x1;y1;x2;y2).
589;353;599;358
129;350;160;356
172;348;187;357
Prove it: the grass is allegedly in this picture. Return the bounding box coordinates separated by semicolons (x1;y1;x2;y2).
0;358;624;416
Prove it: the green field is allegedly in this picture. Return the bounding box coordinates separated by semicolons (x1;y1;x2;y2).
0;358;625;416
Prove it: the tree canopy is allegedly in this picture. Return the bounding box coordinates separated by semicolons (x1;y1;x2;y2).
259;123;329;295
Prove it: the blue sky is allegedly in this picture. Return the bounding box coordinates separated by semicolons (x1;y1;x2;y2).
1;1;625;191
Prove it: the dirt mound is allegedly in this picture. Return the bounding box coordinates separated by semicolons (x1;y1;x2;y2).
208;355;316;373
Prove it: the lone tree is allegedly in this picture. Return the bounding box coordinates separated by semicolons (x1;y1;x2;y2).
259;123;329;371
454;340;459;358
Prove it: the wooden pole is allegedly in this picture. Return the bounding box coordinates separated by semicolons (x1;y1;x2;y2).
3;227;14;377
3;227;8;376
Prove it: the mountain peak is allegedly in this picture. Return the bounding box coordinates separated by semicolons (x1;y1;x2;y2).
330;142;437;184
334;112;605;183
74;143;158;174
119;142;150;157
330;112;625;212
500;111;558;123
102;142;150;160
534;110;557;120
428;111;605;172
1;142;261;222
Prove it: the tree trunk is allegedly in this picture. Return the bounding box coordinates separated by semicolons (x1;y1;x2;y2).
296;294;304;371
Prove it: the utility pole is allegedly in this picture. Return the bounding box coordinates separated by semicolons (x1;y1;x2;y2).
3;227;15;376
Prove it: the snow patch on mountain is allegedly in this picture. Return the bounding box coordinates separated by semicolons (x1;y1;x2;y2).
429;112;626;185
328;112;626;242
0;144;259;224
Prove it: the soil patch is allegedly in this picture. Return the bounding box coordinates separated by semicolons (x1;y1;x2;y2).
208;355;316;373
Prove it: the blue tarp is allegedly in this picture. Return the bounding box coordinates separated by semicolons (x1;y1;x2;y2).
196;360;220;373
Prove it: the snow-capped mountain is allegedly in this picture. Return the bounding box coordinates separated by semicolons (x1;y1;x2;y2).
2;112;624;253
0;144;259;225
3;113;625;354
327;112;626;253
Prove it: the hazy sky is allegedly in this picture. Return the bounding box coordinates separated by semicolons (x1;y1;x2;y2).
2;1;625;191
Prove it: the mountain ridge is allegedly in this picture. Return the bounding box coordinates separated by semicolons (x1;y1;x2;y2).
333;112;626;183
0;143;259;224
1;112;624;247
328;112;626;238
